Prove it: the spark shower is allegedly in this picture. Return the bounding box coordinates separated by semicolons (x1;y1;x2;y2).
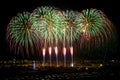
6;6;116;67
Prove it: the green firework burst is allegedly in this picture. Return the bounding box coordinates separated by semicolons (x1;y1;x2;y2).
30;6;65;46
76;9;105;37
6;12;39;56
62;10;80;45
76;9;115;50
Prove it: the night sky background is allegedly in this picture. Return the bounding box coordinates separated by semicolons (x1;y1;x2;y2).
0;0;120;60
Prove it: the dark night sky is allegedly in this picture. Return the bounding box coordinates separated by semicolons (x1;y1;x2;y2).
0;0;120;60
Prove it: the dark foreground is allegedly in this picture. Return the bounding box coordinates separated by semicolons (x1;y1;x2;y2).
0;62;120;80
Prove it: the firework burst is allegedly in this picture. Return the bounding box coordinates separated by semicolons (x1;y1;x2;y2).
6;6;117;62
62;10;80;46
6;12;39;57
30;6;65;47
75;8;115;51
